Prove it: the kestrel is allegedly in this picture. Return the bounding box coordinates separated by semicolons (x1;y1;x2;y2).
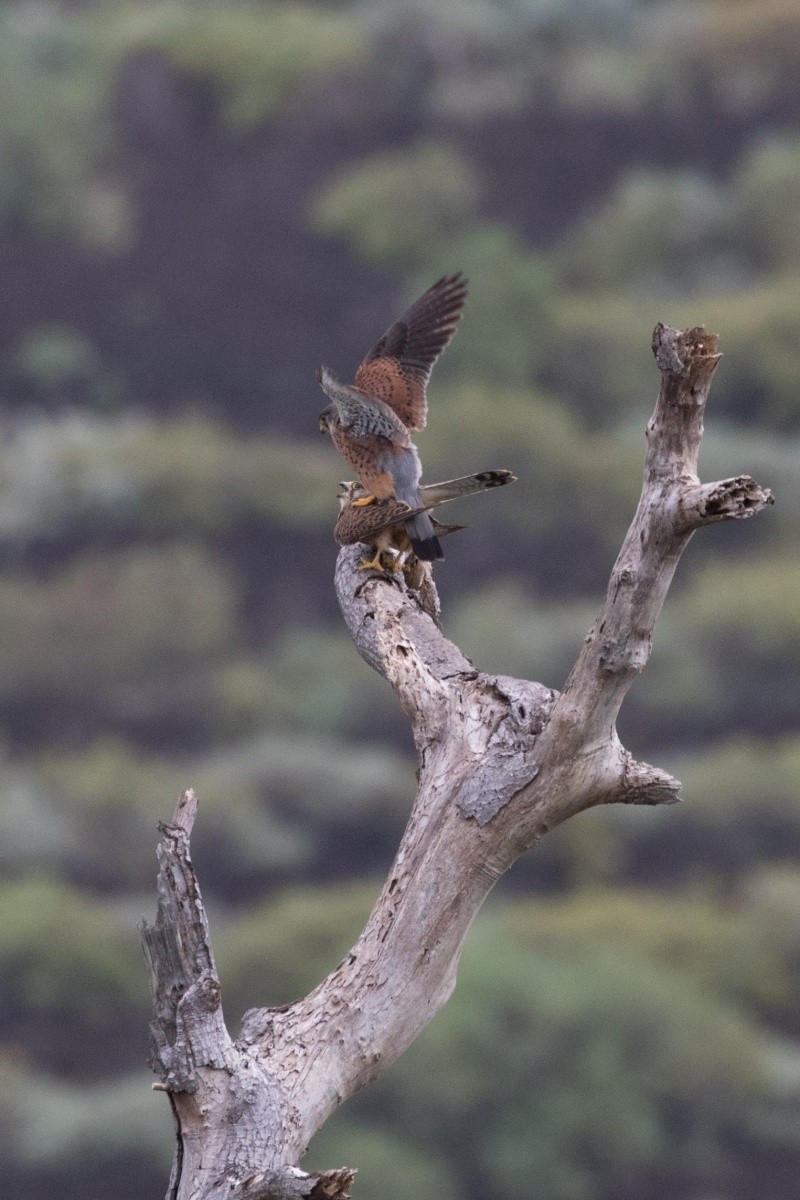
335;470;517;572
317;273;468;562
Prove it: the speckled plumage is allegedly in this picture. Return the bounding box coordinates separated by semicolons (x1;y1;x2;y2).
318;366;410;443
334;490;421;546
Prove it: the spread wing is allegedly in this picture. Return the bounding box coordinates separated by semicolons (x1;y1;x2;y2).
334;497;425;546
354;272;468;431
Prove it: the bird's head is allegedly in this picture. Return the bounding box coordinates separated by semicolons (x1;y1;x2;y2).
318;406;334;434
336;480;360;511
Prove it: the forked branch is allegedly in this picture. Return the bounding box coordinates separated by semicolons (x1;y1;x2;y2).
142;324;772;1200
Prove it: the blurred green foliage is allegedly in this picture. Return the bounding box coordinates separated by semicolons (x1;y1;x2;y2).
0;544;234;703
0;0;362;239
0;3;127;243
314;142;479;265
9;325;102;398
548;274;800;428
2;877;798;1196
735;137;800;273
556;171;736;292
115;2;363;129
0;1057;171;1169
0;875;148;1077
506;888;790;1015
218;881;377;1013
0;875;144;1018
0;413;335;545
308;907;789;1200
6;731;410;893
414;227;555;384
0;1;799;1198
623;737;800;890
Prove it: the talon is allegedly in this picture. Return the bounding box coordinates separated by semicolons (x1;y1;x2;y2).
351;495;377;508
359;549;400;573
359;550;388;572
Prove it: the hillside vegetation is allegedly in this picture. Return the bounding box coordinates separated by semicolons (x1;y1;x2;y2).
1;3;799;1198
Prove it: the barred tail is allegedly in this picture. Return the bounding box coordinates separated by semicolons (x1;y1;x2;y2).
420;469;516;508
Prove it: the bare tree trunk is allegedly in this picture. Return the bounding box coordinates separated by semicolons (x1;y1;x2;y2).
141;324;773;1200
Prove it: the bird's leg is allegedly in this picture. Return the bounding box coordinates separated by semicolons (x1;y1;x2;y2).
359;532;401;573
394;530;412;565
351;495;377;508
359;550;402;573
359;548;390;572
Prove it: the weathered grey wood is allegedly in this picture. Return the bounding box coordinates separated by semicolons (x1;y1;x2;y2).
143;324;773;1199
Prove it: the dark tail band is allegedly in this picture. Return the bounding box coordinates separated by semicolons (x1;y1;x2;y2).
474;470;516;487
406;512;445;561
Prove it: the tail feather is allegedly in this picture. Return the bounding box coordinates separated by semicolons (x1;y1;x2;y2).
474;469;516;488
432;519;466;537
420;469;516;508
406;511;444;561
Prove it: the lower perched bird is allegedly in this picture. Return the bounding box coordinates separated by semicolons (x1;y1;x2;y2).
335;470;517;572
317;273;469;562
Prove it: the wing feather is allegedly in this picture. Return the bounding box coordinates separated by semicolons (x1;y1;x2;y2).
334;497;423;546
354;272;468;430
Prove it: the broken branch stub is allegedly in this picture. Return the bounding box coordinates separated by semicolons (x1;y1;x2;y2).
143;325;772;1199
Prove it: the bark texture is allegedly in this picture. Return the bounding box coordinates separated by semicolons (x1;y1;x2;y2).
142;324;773;1199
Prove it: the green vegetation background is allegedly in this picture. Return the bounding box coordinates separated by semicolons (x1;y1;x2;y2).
1;2;800;1198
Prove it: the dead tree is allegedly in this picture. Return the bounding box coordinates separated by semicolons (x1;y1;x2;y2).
142;325;773;1200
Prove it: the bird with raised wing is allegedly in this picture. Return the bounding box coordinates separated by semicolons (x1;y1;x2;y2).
318;273;468;563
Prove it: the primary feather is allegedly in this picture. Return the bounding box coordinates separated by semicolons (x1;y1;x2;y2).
354;273;468;430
